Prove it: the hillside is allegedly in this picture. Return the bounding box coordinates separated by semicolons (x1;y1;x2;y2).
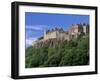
25;36;89;68
32;38;67;48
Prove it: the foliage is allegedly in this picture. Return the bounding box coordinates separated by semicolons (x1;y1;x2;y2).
25;36;89;68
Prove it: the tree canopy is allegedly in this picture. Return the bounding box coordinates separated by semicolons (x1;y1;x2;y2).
25;36;89;68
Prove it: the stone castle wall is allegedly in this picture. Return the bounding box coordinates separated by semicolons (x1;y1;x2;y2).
44;31;57;40
44;30;70;41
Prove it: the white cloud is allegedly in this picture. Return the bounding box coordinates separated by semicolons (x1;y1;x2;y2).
25;25;50;47
26;37;37;47
26;25;48;31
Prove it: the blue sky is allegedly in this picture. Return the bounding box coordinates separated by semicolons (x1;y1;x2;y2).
25;12;89;47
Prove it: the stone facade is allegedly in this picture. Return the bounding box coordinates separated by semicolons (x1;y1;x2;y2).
44;31;57;40
68;24;83;39
44;30;69;41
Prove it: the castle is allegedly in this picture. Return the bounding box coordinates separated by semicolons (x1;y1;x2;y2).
44;28;70;41
43;24;89;40
33;23;89;46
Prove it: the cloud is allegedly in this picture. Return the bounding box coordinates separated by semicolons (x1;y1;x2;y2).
25;25;50;48
26;25;48;31
26;37;37;47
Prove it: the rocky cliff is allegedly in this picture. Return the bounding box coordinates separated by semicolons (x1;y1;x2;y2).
33;38;67;48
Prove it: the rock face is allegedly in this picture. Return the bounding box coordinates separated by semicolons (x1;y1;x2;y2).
33;38;67;48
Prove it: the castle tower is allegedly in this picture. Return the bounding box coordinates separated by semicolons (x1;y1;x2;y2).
83;24;87;35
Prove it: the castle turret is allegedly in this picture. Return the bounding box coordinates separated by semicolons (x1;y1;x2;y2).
83;24;88;35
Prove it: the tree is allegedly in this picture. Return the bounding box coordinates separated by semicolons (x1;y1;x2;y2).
25;35;89;68
45;52;62;67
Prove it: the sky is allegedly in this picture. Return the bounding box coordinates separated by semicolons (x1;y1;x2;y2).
25;12;89;47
